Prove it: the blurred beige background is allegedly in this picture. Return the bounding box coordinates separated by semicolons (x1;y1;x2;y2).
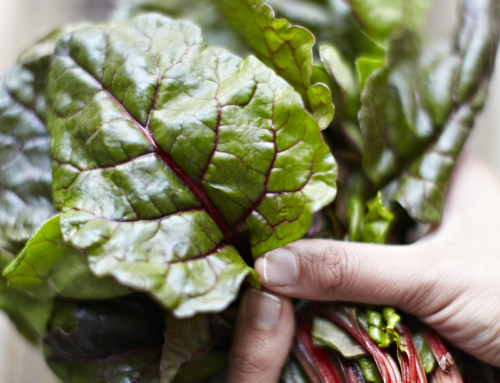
0;0;499;382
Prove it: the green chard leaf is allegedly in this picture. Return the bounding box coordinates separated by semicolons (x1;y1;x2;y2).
46;14;337;317
219;0;334;129
0;251;53;343
3;215;130;300
356;0;500;223
359;31;434;187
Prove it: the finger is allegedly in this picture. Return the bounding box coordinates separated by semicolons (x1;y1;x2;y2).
227;288;294;383
254;239;440;316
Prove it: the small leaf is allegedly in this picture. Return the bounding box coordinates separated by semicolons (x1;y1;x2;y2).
361;192;394;244
0;251;53;343
219;0;334;128
412;331;436;374
312;317;367;358
295;315;346;382
4;215;130;300
47;14;337;317
356;356;383;383
355;56;384;90
345;0;430;43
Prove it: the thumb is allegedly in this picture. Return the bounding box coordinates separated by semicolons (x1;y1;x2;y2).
255;239;438;316
227;288;294;383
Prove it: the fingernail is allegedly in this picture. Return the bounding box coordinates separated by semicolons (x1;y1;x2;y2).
260;247;298;287
247;289;282;330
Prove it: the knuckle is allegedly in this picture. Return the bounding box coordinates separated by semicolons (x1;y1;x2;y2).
229;347;272;377
305;243;355;297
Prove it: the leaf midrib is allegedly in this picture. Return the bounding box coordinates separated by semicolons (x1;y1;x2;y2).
102;88;235;242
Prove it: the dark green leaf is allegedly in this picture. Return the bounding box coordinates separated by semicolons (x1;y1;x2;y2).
454;0;500;104
412;331;436;374
419;53;458;127
172;352;227;383
219;0;334;129
44;296;166;383
161;314;211;382
392;105;473;222
47;14;337;317
4;215;130;300
390;0;500;222
359;32;434;187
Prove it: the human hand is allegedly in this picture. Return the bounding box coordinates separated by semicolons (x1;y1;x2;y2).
227;152;500;382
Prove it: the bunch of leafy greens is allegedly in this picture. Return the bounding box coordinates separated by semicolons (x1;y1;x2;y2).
0;0;499;382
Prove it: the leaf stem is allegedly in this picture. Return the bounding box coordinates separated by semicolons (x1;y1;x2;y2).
316;305;403;383
294;314;346;383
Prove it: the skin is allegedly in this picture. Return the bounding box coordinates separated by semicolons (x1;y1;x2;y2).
227;152;500;382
